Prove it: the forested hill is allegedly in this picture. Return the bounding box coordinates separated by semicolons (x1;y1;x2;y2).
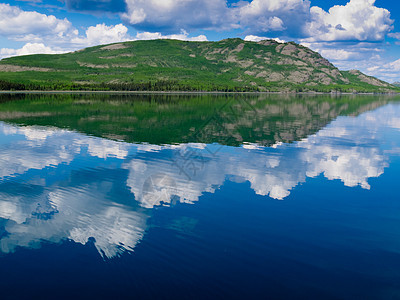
0;38;396;93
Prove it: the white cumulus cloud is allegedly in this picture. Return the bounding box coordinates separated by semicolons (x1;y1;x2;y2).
238;0;311;36
136;30;207;42
305;0;394;42
0;3;77;42
244;35;285;43
71;23;132;47
0;43;63;59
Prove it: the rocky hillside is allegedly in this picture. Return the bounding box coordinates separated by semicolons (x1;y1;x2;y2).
0;38;396;92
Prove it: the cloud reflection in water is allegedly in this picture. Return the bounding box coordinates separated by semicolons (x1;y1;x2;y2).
0;104;399;258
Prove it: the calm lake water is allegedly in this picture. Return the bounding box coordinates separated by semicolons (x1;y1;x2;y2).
0;93;400;299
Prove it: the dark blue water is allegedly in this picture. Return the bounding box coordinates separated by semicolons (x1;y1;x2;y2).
0;96;400;299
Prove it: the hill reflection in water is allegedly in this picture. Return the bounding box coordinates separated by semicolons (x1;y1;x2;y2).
0;94;399;259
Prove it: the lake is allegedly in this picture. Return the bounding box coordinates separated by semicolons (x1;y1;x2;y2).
0;93;400;299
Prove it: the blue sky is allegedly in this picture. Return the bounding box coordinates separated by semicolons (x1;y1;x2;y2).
1;0;400;82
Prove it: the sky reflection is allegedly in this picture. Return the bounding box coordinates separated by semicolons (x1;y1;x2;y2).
0;103;399;258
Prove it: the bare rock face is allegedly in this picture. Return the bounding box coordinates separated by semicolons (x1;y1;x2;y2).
280;44;298;56
266;72;284;82
257;40;280;46
349;70;361;75
233;43;245;53
277;58;307;66
349;70;389;87
287;71;310;83
100;43;127;50
358;74;388;87
313;73;334;85
271;42;335;70
0;64;52;72
77;61;109;69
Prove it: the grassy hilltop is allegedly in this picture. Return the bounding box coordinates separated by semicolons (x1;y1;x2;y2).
0;38;397;93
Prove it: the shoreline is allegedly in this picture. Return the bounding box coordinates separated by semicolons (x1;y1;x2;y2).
1;90;399;95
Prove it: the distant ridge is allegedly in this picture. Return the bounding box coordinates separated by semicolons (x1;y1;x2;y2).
0;38;397;93
392;81;400;87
